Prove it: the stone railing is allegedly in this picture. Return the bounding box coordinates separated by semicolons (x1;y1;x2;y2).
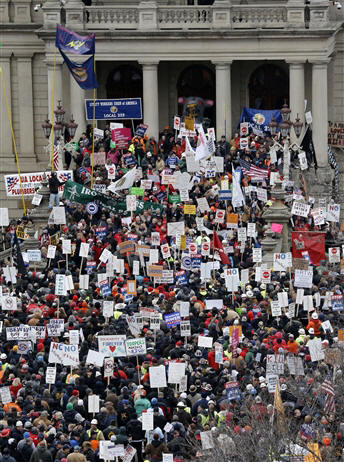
158;6;213;30
231;5;287;29
35;0;332;31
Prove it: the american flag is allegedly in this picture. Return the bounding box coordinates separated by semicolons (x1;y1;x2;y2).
53;141;59;171
6;176;19;192
239;159;269;179
321;379;335;414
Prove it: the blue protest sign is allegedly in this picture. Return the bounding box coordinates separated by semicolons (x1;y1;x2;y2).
96;226;107;240
100;280;112;297
175;271;188;286
239;107;282;135
85;98;142;120
191;255;201;269
331;295;344;311
218;190;232;201
86;261;96;274
164;312;181;327
225;381;242;401
135;124;148;137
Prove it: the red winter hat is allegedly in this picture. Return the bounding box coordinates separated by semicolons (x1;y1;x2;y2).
176;341;182;347
72;390;79;396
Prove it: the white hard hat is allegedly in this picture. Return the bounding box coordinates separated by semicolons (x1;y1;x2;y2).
91;419;98;425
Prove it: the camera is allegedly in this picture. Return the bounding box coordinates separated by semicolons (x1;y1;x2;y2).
334;1;342;8
34;3;42;11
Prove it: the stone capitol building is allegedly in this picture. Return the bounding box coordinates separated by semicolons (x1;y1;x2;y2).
0;0;343;214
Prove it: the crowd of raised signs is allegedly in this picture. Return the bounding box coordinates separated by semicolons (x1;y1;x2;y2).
1;123;344;462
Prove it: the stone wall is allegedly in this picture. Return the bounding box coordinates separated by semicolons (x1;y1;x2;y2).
10;57;20;153
32;54;49;161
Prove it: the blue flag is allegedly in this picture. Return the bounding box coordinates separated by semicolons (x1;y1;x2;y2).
56;25;95;55
60;49;98;90
239;107;282;135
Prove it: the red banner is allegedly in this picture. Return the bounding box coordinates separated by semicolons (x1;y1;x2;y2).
291;231;325;266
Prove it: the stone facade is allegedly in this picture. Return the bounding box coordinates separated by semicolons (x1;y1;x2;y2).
0;0;343;216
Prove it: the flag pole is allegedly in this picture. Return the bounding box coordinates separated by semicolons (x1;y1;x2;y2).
91;58;97;188
51;48;57;171
0;67;26;215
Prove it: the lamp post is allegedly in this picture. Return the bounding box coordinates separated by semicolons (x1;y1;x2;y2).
269;102;304;181
41;102;78;170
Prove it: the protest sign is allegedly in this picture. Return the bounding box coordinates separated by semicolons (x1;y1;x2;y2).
88;395;100;414
198;336;213;348
0;208;9;226
0;387;12;404
180;321;191;337
98;335;126;357
307;338;325;362
2;296;17;311
294;269;313;288
141;411;153;431
48;342;79;367
55;274;67;296
104;357;114;378
271;301;282;317
291;201;310;218
329;247;340;263
266;354;284;375
149;365;167;388
273;252;292;271
4;171;72;197
164;312;181;327
86;350;105;367
27;249;41;262
168;362;186;384
45;367;56;384
327;203;340;222
125;338;146;356
252;248;262;263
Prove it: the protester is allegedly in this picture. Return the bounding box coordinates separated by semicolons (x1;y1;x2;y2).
1;119;344;462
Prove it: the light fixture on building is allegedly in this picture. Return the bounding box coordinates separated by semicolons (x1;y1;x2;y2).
268;116;278;136
42;116;52;139
293;114;303;138
54;101;65;124
67;115;78;139
280;101;291;122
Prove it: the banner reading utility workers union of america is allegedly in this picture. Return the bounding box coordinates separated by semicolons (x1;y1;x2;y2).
85;98;142;120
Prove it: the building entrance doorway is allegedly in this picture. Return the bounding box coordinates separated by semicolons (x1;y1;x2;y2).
248;63;289;109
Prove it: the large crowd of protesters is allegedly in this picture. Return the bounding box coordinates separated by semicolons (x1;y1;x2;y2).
1;121;344;462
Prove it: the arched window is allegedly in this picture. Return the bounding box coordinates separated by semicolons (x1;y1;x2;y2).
106;64;143;100
177;64;215;124
248;63;289;110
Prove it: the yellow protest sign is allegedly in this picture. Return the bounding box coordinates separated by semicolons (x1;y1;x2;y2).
226;213;239;225
147;265;163;278
16;226;29;240
127;280;137;295
304;443;321;462
338;329;344;342
184;116;195;131
184;204;196;215
180;235;187;251
50;232;60;246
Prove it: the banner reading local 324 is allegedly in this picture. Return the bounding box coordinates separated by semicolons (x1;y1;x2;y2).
4;171;73;197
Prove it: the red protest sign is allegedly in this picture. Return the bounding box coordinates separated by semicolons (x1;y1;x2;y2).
112;128;132;149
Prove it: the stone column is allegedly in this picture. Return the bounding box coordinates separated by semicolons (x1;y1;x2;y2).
287;60;305;143
0;51;13;156
140;61;159;140
70;73;86;141
16;54;34;156
311;59;330;168
213;62;232;141
47;60;63;125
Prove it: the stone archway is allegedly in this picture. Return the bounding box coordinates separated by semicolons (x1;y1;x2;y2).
248;63;289;110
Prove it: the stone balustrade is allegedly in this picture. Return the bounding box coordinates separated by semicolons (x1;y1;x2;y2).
1;0;334;32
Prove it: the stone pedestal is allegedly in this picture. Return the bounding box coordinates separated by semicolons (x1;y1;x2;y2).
29;174;52;228
262;180;291;254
